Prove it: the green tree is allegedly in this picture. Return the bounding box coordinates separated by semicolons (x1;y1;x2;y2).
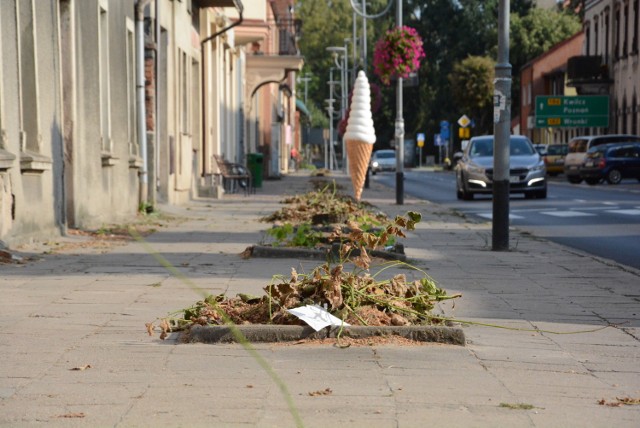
511;8;582;72
448;56;496;135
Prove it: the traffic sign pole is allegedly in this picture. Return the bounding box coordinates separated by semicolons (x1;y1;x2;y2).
417;133;425;168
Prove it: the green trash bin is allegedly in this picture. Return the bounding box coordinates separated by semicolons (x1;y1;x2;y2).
247;153;264;188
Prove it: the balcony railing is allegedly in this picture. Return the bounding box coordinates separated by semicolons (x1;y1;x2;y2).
270;18;301;56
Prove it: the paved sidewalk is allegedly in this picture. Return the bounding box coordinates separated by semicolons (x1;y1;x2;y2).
1;170;638;427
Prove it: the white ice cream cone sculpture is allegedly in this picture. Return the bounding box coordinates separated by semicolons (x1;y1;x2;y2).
344;71;376;201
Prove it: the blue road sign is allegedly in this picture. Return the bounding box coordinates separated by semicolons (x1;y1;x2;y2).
440;121;450;140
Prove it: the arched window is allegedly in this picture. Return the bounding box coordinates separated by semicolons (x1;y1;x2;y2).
633;0;639;54
605;8;611;62
623;1;630;57
615;5;621;60
585;22;591;55
595;16;600;56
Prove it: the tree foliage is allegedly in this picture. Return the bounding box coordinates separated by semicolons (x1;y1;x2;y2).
448;56;496;135
510;8;582;72
296;0;583;151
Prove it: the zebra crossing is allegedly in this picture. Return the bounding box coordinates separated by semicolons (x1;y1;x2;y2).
473;206;640;221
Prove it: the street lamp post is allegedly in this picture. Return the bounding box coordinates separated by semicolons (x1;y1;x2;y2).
326;67;340;171
395;0;404;205
327;45;349;170
492;0;511;251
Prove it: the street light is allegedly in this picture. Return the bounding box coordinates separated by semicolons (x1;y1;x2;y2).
326;67;341;171
394;0;404;205
348;0;403;202
492;0;512;251
327;45;348;170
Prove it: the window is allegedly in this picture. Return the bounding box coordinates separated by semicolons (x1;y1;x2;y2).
99;3;112;153
595;16;599;55
126;19;136;156
633;0;639;53
605;10;610;62
623;1;629;57
615;6;621;59
585;23;591;55
180;50;190;135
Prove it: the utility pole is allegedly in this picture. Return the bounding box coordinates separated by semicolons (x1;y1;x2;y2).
395;0;404;205
492;0;511;251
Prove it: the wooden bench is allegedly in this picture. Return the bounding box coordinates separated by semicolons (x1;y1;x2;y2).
212;155;254;195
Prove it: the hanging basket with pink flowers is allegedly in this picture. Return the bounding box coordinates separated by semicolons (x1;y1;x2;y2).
373;26;425;86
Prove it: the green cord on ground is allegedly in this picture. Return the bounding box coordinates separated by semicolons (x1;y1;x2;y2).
129;227;304;428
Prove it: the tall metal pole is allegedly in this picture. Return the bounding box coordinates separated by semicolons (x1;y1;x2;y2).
362;0;367;69
492;0;511;251
395;0;404;205
328;68;337;171
341;47;348;171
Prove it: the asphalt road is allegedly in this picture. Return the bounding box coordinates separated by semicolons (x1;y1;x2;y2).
372;168;640;270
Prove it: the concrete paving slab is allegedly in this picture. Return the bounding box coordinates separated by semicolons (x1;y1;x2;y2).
1;171;639;427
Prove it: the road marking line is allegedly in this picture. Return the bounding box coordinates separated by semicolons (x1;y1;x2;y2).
607;209;640;216
540;211;595;217
476;213;524;220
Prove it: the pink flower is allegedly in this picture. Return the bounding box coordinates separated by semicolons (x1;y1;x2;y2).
373;26;425;85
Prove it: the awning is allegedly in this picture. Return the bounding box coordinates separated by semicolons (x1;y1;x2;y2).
296;99;310;117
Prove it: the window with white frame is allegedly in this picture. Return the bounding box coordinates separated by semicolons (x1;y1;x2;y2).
99;2;112;153
126;18;136;156
180;50;190;136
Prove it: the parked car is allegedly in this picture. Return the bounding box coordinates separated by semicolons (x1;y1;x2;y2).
564;134;640;183
544;144;568;176
455;135;547;200
579;142;640;185
370;149;396;174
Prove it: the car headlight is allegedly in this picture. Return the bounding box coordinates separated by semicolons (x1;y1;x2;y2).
372;161;379;168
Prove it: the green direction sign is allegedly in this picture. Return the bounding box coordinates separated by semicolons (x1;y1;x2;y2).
535;95;609;128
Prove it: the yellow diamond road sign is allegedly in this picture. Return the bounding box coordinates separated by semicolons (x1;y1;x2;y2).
457;115;471;128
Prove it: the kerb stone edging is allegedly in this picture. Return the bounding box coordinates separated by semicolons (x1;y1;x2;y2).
183;324;465;346
247;245;408;262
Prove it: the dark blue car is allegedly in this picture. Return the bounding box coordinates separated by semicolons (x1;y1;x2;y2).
579;142;640;185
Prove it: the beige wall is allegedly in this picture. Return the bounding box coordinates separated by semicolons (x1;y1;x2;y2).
584;0;640;134
0;0;142;247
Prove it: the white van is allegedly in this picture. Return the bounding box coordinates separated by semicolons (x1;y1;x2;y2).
564;134;640;183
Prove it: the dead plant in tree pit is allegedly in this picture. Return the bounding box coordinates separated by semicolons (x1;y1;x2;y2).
146;211;462;337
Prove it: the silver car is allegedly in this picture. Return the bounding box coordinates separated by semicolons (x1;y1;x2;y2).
455;135;547;200
370;149;396;175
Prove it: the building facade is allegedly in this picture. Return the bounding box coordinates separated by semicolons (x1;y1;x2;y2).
0;0;302;248
519;32;585;144
570;0;639;134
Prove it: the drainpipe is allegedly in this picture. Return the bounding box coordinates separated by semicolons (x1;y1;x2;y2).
200;0;244;177
136;0;153;207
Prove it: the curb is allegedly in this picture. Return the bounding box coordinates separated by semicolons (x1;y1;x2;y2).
183;324;466;346
247;245;408;262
